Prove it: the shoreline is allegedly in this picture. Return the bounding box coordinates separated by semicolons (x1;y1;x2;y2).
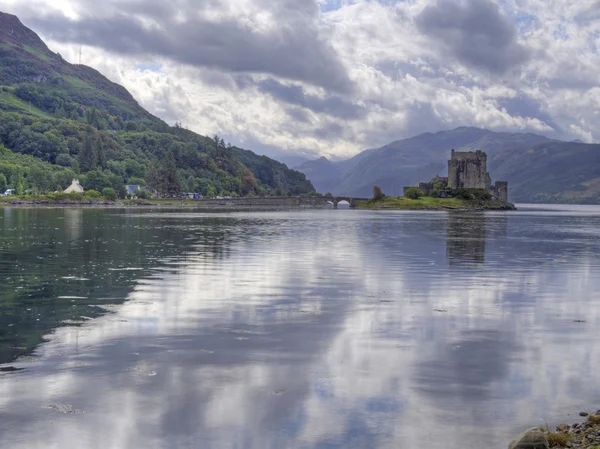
357;196;517;211
510;411;600;448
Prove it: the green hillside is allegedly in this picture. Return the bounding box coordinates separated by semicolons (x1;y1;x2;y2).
0;11;314;197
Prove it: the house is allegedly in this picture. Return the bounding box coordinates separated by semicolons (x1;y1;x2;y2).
126;185;152;198
125;185;141;196
64;179;84;193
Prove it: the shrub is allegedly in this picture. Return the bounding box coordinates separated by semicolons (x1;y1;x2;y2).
453;188;492;201
546;431;572;447
47;192;68;201
136;189;151;200
85;189;101;198
404;187;423;200
102;187;117;201
373;186;385;201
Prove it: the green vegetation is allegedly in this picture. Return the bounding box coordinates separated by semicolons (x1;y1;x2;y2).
588;415;600;425
358;186;513;210
545;432;572;448
0;13;315;199
102;187;117;201
404;186;423;200
358;195;512;210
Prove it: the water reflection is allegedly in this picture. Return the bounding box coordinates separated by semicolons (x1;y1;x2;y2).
0;207;599;449
447;213;488;265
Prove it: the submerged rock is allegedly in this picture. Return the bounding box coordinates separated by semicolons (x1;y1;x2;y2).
509;428;549;449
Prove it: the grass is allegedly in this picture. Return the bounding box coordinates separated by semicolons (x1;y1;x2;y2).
588;415;600;425
546;432;572;447
356;195;510;210
0;193;114;204
23;44;51;62
0;90;53;119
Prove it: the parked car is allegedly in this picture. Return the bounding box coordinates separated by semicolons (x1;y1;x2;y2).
3;189;15;196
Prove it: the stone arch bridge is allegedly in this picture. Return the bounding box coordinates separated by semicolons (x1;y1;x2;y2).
194;196;368;209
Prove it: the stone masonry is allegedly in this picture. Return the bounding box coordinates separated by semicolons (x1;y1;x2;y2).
448;149;492;190
404;150;509;203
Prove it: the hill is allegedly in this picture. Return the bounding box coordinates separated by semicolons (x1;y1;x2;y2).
0;11;314;197
297;127;600;203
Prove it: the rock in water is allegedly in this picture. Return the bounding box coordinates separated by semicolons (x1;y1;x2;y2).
508;428;549;449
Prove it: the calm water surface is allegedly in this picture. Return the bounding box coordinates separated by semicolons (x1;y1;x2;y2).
0;205;599;449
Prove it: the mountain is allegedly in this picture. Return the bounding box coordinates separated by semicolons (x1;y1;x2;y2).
297;127;600;203
0;11;314;197
294;157;342;194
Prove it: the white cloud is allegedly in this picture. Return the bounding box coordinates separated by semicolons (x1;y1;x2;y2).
1;0;600;160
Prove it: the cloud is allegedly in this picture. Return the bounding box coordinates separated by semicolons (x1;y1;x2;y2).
255;78;367;120
20;0;353;93
1;0;599;159
415;0;531;74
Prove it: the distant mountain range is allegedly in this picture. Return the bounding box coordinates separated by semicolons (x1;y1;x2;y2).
295;127;600;203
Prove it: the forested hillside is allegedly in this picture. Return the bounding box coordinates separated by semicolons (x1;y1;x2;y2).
0;11;314;197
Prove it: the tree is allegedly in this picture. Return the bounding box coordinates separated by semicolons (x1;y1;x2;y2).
102;187;117;201
373;186;385;201
404;187;424;200
95;138;106;168
53;169;76;191
83;170;112;192
28;166;50;193
127;177;146;186
56;153;75;168
0;173;6;193
145;151;180;197
79;129;96;172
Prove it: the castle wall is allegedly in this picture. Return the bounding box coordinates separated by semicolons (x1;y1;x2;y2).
419;182;434;196
492;181;508;203
448;150;491;190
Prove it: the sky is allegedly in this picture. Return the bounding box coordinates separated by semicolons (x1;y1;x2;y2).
1;0;600;163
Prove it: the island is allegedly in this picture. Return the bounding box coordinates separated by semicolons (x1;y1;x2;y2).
358;149;517;210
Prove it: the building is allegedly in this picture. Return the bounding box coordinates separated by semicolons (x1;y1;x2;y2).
404;150;509;203
448;149;491;190
125;185;141;196
126;185;152;197
64;179;84;193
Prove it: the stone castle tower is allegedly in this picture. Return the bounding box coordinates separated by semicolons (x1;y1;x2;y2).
404;150;509;203
447;150;508;202
448;149;492;190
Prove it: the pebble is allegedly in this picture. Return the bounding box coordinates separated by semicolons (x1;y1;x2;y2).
534;413;600;449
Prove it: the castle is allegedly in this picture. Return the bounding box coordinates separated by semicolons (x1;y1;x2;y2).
405;150;508;203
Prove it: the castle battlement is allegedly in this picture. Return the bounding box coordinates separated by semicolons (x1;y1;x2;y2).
404;150;509;203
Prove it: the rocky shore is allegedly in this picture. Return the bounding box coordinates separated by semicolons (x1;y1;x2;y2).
510;412;600;448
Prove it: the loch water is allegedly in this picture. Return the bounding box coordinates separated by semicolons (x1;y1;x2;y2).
0;206;599;449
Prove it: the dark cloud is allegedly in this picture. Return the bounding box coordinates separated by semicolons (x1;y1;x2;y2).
314;122;344;139
21;0;352;92
497;94;561;135
415;0;531;74
256;78;367;120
